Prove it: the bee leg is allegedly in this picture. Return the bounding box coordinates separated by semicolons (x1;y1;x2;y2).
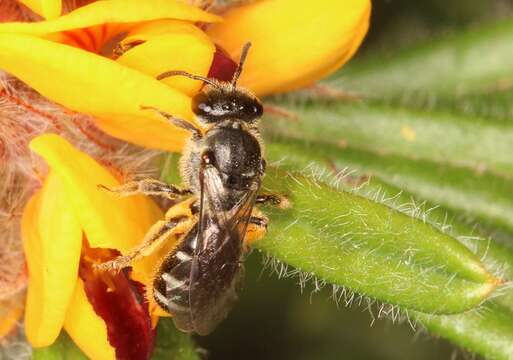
256;193;290;209
244;209;269;246
113;39;145;58
95;215;191;272
140;106;202;139
98;179;191;200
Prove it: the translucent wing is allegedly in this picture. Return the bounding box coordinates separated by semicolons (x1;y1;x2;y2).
155;164;259;335
189;164;258;335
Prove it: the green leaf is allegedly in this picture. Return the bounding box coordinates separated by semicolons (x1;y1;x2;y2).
263;100;513;177
152;318;200;360
32;332;87;360
313;14;513;359
261;142;513;358
362;178;513;360
254;167;500;315
414;300;513;360
330;18;513;100
265;137;513;235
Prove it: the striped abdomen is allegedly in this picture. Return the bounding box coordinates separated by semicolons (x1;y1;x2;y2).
153;222;243;335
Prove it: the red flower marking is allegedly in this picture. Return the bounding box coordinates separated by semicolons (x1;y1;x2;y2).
208;45;238;82
80;248;155;360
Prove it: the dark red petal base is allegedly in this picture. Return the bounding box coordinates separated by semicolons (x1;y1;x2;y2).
80;248;155;360
208;45;238;82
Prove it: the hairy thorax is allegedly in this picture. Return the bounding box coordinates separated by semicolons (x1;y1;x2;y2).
180;119;264;210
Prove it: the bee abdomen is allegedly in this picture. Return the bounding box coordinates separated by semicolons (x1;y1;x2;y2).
153;245;194;317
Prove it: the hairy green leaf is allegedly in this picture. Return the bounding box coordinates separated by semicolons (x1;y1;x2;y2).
414;297;513;360
261;142;513;358
263;101;513;177
265;137;513;235
330;19;513;100
254;167;499;315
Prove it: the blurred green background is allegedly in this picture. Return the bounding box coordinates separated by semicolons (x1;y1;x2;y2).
196;255;458;360
195;1;513;359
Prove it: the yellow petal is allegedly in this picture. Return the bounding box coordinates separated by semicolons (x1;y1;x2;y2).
117;20;215;96
30;134;163;255
124;19;195;39
17;0;61;20
22;171;82;347
0;0;220;35
207;0;371;96
64;279;115;360
0;34;196;151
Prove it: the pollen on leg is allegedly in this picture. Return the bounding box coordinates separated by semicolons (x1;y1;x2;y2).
244;210;268;246
95;255;132;273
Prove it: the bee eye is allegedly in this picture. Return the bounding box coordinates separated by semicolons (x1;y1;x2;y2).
222;103;231;111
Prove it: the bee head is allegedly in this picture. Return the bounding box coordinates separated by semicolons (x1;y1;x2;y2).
192;86;263;125
156;43;261;126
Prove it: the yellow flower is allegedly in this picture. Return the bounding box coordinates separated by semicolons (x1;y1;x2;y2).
0;0;370;151
208;0;371;96
22;134;167;359
0;0;219;151
3;0;371;356
20;132;268;357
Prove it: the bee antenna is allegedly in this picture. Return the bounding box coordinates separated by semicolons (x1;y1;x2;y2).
231;42;252;88
156;70;220;88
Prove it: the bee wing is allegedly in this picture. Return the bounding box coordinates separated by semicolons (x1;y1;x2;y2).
197;164;259;250
160;165;259;335
187;165;258;335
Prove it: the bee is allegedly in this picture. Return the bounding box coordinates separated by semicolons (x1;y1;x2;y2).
97;43;285;335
